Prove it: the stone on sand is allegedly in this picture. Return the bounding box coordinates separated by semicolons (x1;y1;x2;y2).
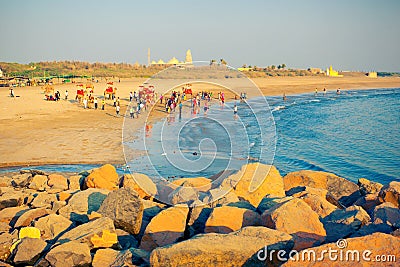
47;173;69;191
28;174;48;191
30;192;57;209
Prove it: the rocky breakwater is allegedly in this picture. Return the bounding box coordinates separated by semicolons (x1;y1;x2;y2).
0;163;397;266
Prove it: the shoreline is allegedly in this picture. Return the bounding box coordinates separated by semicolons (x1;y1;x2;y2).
2;86;399;170
1;76;399;168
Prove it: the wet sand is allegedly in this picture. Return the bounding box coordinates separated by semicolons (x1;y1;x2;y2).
0;75;399;167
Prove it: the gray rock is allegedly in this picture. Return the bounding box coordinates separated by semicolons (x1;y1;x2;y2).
373;202;400;227
45;240;91;267
0;191;25;210
322;205;371;242
11;173;32;187
58;188;109;223
13;207;52;228
13;237;47;265
92;248;149;267
350;223;393;238
168;185;199;205
327;175;361;207
115;229;138;249
98;187;143;235
358;178;383;195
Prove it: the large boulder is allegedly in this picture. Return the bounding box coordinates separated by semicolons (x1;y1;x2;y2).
13;207;52;228
291;191;337;218
12;237;47;266
140;206;189;251
283;170;361;206
322;205;371;242
282;233;400;267
261;198;326;250
0;191;25;210
0;233;15;262
85;164;119;190
187;201;212;236
379;181;400;208
34;214;73;241
220;163;285;207
58;188;109;223
68;175;83;190
171;177;212;192
92;248;149;267
373;202;400;227
121;173;157;199
56;217;117;249
168;185;199;205
45;240;91;267
0;206;29;226
11;173;32;187
150;226;294;267
47;174;69;191
202;187;239;207
353;193;382;215
257;196;293;214
28;175;48;191
358;178;383;195
30;192;57;209
97;187;144;235
205;206;260;234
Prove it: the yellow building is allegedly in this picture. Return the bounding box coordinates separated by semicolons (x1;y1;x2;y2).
367;71;377;78
150;49;191;66
326;65;343;77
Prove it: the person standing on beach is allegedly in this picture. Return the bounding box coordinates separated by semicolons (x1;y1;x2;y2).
315;88;318;96
130;106;135;118
129;92;133;102
65;90;68;100
116;105;120;116
101;99;105;110
323;88;326;96
283;93;287;101
83;97;88;109
179;102;183;118
113;97;117;107
94;98;98;109
116;97;120;107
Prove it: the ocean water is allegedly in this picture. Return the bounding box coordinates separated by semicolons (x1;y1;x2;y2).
126;88;400;184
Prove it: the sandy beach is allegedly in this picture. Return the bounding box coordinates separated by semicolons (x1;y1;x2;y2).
0;75;399;168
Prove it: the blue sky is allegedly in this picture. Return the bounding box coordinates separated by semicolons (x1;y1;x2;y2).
1;0;399;71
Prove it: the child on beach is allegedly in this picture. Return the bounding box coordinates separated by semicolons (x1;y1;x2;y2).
94;98;98;109
130;106;135;118
65;90;68;100
116;105;120;116
102;99;105;110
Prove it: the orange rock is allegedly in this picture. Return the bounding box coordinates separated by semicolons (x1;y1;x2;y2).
171;177;212;192
85;164;119;191
379;181;400;208
47;174;68;191
283;170;329;191
58;191;72;202
261;198;326;250
140;206;188;251
90;229;118;248
205;206;261;234
13;208;52;228
220;163;285;207
121;173;157;199
292;191;337;218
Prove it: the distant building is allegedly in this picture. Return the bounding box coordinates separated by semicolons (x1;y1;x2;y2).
326;65;343;77
237;67;252;72
150;49;192;66
367;71;377;78
308;68;322;74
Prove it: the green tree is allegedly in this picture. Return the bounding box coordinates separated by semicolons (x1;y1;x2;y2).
271;65;276;70
281;63;286;69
